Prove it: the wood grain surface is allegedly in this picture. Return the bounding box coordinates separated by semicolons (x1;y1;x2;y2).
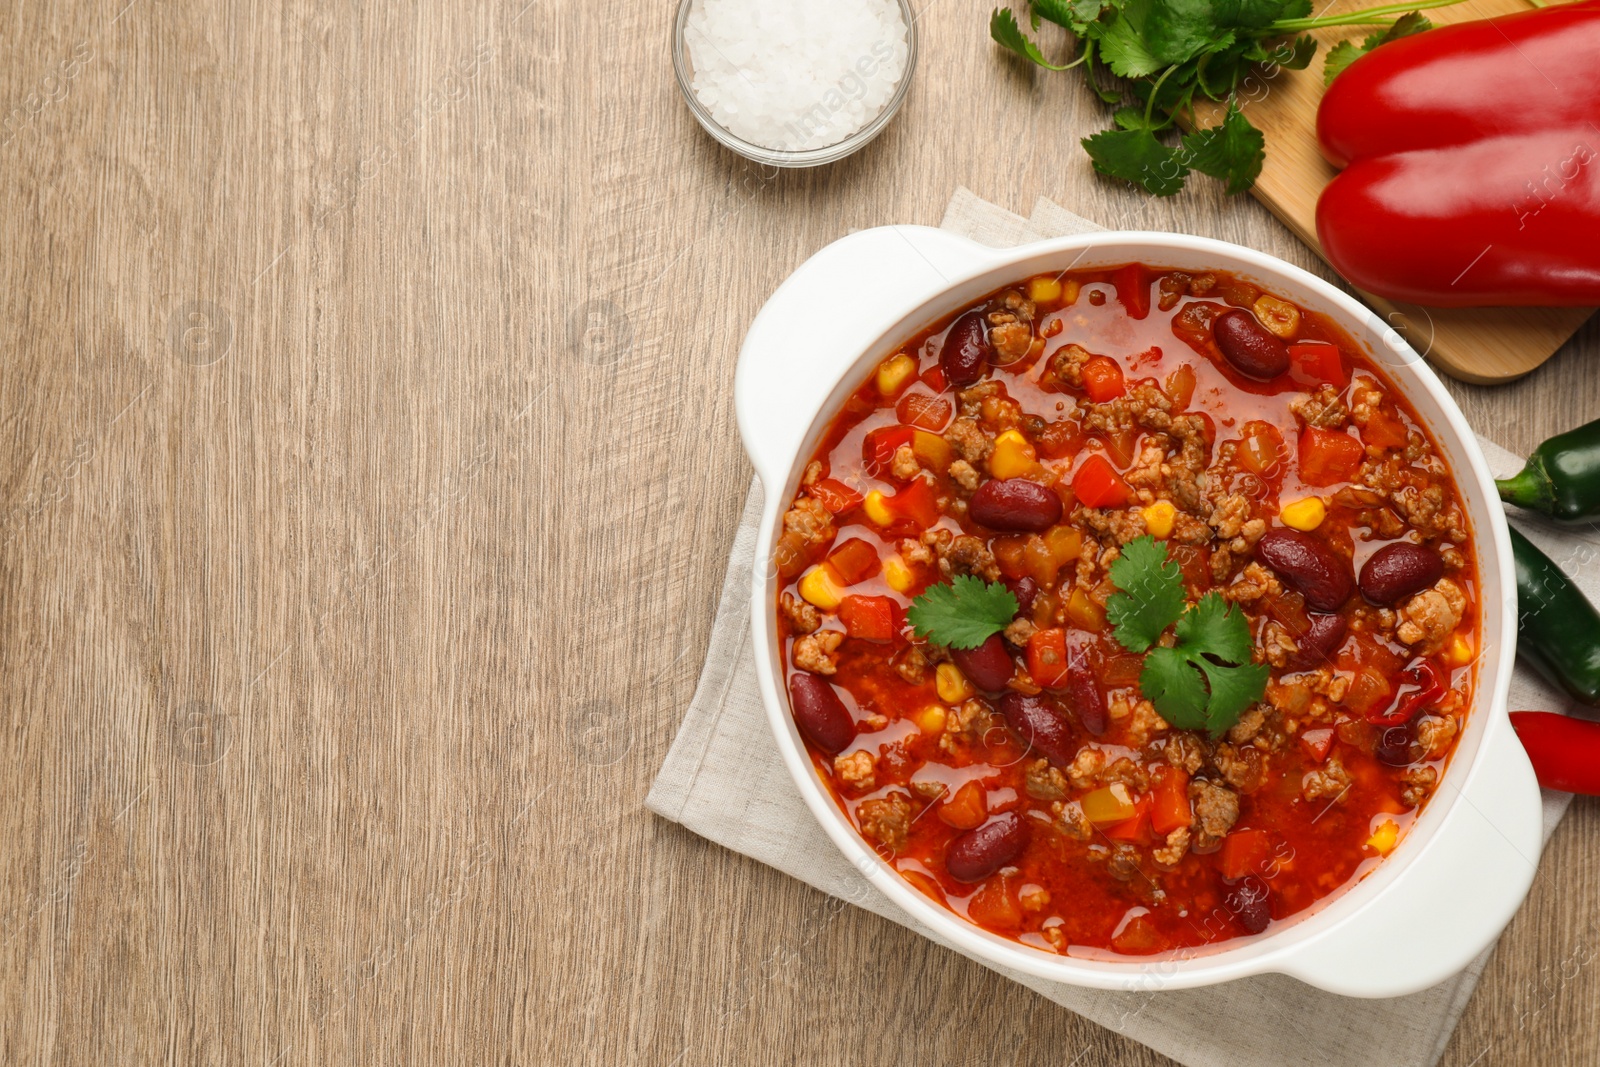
1192;0;1595;385
1;1;1598;1064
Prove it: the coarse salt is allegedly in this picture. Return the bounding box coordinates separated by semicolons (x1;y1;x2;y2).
685;0;909;152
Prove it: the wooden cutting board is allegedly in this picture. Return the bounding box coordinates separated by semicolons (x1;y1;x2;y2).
1194;0;1593;384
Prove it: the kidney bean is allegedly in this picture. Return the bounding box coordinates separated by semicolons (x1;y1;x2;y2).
788;673;854;754
945;811;1028;883
1254;528;1354;612
1359;542;1444;606
1002;575;1039;619
969;478;1063;532
1290;612;1348;670
1213;309;1290;379
940;311;990;386
1225;877;1272;935
951;634;1016;692
1374;720;1420;766
1063;640;1108;736
997;692;1077;765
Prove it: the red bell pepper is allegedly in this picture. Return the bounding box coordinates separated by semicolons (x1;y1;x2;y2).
1072;453;1131;508
1297;427;1364;487
1510;710;1600;795
839;594;901;643
1315;2;1600;307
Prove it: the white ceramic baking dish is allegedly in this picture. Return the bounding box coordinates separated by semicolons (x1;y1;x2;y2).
734;225;1544;996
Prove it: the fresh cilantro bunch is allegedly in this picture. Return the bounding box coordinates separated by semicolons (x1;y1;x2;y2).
1106;536;1269;735
990;0;1464;197
1321;11;1432;85
907;575;1019;649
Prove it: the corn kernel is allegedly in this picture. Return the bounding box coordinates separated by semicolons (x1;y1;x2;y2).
916;705;947;734
798;566;844;610
936;663;974;704
1444;632;1473;668
883;555;916;593
1366;819;1399;855
1279;495;1327;531
1028;276;1063;304
1253;293;1301;339
1061;279;1081;306
876;353;917;396
1140;500;1176;539
989;429;1038;479
863;490;895;527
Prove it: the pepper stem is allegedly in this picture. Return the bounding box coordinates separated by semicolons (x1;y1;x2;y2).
1496;461;1555;514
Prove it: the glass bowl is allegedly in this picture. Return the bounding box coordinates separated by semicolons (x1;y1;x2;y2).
672;0;918;168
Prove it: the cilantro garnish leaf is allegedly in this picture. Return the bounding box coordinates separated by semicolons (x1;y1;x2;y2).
1106;536;1188;652
1081;129;1190;197
1104;538;1269;735
1323;12;1432;85
907;575;1019;650
989;0;1460;196
1180;106;1265;196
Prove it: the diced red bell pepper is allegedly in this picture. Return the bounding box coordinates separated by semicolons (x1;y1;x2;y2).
863;426;915;480
825;537;881;585
839;594;901;643
1287;343;1348;389
919;365;948;392
885;478;941;530
1026;627;1070;688
1299;728;1335;763
1237;421;1285;478
1298;427;1365;487
1165;364;1196;410
937;780;988;829
1150;767;1192;835
1113;263;1150;320
1073;453;1132;508
1219;828;1273;882
1360;406;1411;451
1081;357;1126;402
1510;711;1600;795
810;478;863;515
895;392;953;432
1103;795;1152;845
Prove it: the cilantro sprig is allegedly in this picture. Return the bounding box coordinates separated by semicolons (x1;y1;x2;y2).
1106;535;1268;736
1321;11;1433;85
989;0;1467;197
908;575;1019;650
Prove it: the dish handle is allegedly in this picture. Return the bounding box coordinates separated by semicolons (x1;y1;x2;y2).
734;225;1002;487
1277;710;1544;998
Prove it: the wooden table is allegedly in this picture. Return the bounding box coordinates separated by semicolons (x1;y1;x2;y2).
3;1;1597;1063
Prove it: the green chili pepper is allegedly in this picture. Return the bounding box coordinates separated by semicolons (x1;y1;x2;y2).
1497;417;1600;523
1511;526;1600;708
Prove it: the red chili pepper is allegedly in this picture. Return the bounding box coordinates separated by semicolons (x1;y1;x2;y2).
1510;711;1600;795
1368;659;1444;727
1315;2;1600;307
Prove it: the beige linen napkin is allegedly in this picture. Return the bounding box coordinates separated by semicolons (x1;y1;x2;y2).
646;189;1595;1067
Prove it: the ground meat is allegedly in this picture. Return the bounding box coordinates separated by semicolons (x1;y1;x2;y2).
1208;493;1252;540
1396;578;1466;654
1117;696;1167;749
779;592;821;635
1260;620;1299;668
1225;562;1282;604
944;418;993;464
899;538;934;566
1289;384;1349;429
1348;377;1384;427
1416;715;1458;759
1401;764;1438;807
1025;759;1068;800
802;460;823;486
1103;758;1150;792
782;496;834;546
1068;747;1107;790
893;644;931;684
858;793;913;853
1190;780;1240;850
1076;505;1149;546
948;458;980;491
1004;617;1038;647
891;444;920;481
1165;733;1207;774
989;320;1033;363
1019;884;1051;912
1213;744;1265;793
939;698;995;756
931;533;1001;582
1107;844;1143;882
793;631;843;675
1055;799;1092;841
1153;827;1191;868
1227;706;1268;745
834;750;876;791
1361;458;1468;542
1045;343;1094;390
1302;756;1352;803
1124;435;1170;489
1162;414;1211;514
